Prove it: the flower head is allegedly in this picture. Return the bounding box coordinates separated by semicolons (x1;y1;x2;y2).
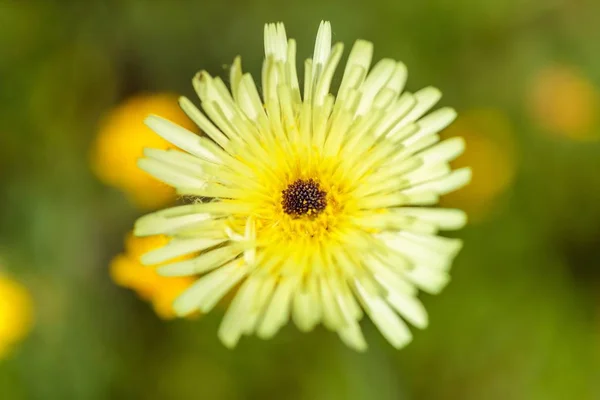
528;65;600;141
110;233;196;319
0;275;33;358
134;22;471;350
91;93;197;209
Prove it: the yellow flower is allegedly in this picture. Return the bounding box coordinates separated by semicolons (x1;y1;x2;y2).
441;109;517;222
528;65;600;141
110;233;195;319
0;276;33;358
91;93;198;209
133;22;470;350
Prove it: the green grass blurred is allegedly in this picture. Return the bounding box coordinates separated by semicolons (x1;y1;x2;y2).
1;0;599;399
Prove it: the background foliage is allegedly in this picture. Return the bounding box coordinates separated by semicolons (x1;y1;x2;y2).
1;0;599;399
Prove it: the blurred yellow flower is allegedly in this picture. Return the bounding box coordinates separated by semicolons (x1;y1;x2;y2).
0;276;33;358
441;109;517;222
91;93;198;209
528;65;600;141
110;233;195;319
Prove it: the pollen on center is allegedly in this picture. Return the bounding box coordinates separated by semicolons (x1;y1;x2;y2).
281;178;327;218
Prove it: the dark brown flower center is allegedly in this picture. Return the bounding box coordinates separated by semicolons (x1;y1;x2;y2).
281;179;327;217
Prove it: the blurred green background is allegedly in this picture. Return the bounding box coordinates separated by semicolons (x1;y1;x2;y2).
1;0;600;399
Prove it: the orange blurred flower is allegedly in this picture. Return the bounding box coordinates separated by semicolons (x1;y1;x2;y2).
441;109;517;222
0;275;33;358
528;65;600;141
110;233;195;319
91;93;198;209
